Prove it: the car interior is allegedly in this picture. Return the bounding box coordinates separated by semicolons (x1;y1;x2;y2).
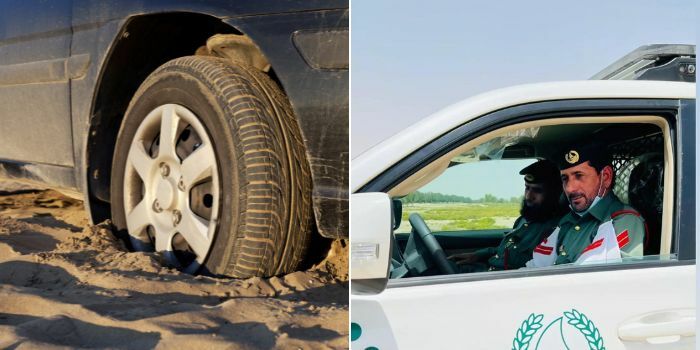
388;117;672;278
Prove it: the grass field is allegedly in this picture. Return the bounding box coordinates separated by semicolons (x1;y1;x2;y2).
397;202;520;233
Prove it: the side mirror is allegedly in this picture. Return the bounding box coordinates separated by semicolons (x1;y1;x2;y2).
392;199;402;230
351;193;392;295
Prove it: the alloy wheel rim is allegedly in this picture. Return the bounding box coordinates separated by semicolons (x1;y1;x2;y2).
123;104;220;274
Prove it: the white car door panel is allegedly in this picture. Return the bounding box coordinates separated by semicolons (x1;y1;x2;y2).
352;265;694;349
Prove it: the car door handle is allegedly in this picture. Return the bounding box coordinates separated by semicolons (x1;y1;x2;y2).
618;309;694;344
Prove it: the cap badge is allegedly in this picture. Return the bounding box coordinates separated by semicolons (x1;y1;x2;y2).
565;150;579;164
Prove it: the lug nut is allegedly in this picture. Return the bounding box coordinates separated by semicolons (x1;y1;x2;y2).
172;210;182;226
152;199;163;213
160;163;170;177
177;177;186;191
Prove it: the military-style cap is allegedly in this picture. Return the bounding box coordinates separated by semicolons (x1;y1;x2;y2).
519;159;560;184
554;143;610;170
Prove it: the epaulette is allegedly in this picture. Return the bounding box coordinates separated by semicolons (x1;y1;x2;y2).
611;209;641;219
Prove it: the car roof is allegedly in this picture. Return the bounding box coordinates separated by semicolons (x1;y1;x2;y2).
352;80;695;191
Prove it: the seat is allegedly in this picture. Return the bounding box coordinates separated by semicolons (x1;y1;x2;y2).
627;153;664;256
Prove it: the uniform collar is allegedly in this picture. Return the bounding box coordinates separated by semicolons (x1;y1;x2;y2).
560;192;617;224
587;192;616;221
513;214;558;235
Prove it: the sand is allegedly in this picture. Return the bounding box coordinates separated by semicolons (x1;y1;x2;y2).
0;181;348;349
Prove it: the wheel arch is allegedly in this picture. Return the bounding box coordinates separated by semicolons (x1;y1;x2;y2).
85;12;286;223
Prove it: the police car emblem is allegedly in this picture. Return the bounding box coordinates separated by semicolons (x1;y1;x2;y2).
512;309;604;350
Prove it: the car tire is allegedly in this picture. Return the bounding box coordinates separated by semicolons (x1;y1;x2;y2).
110;56;312;277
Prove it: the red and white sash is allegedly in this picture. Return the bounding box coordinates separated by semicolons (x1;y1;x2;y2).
575;220;624;264
526;228;559;267
525;220;625;268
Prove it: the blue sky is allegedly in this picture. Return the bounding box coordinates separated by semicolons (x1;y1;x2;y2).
351;0;694;198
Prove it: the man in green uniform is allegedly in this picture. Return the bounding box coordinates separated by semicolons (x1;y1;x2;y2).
449;160;564;271
526;144;646;267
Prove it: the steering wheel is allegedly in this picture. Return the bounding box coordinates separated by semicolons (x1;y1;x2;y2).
408;213;457;275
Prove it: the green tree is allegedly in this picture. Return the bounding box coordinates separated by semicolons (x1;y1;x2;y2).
482;193;498;203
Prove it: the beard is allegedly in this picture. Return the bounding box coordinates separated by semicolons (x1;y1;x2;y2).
566;191;596;212
520;199;555;222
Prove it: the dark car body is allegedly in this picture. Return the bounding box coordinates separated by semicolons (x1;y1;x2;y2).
0;0;349;239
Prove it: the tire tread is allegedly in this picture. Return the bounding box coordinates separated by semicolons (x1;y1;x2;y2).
140;56;312;277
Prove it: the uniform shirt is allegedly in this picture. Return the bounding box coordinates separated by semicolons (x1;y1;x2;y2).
474;215;560;270
553;193;645;265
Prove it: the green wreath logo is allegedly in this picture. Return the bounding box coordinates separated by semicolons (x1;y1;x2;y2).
511;309;605;350
563;310;605;350
512;313;544;350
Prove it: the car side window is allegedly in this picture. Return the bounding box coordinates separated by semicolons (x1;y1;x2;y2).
395;159;533;234
389;119;677;279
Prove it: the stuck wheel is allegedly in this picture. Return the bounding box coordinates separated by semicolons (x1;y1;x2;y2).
110;56;312;277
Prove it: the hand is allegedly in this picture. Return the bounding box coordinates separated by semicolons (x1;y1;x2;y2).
447;252;479;265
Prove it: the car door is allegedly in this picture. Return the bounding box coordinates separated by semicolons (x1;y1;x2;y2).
351;96;695;349
0;0;75;167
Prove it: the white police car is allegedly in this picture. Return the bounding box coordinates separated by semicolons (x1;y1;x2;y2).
351;46;696;349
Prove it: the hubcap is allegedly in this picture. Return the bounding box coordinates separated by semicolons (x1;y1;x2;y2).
123;104;220;273
155;179;176;210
